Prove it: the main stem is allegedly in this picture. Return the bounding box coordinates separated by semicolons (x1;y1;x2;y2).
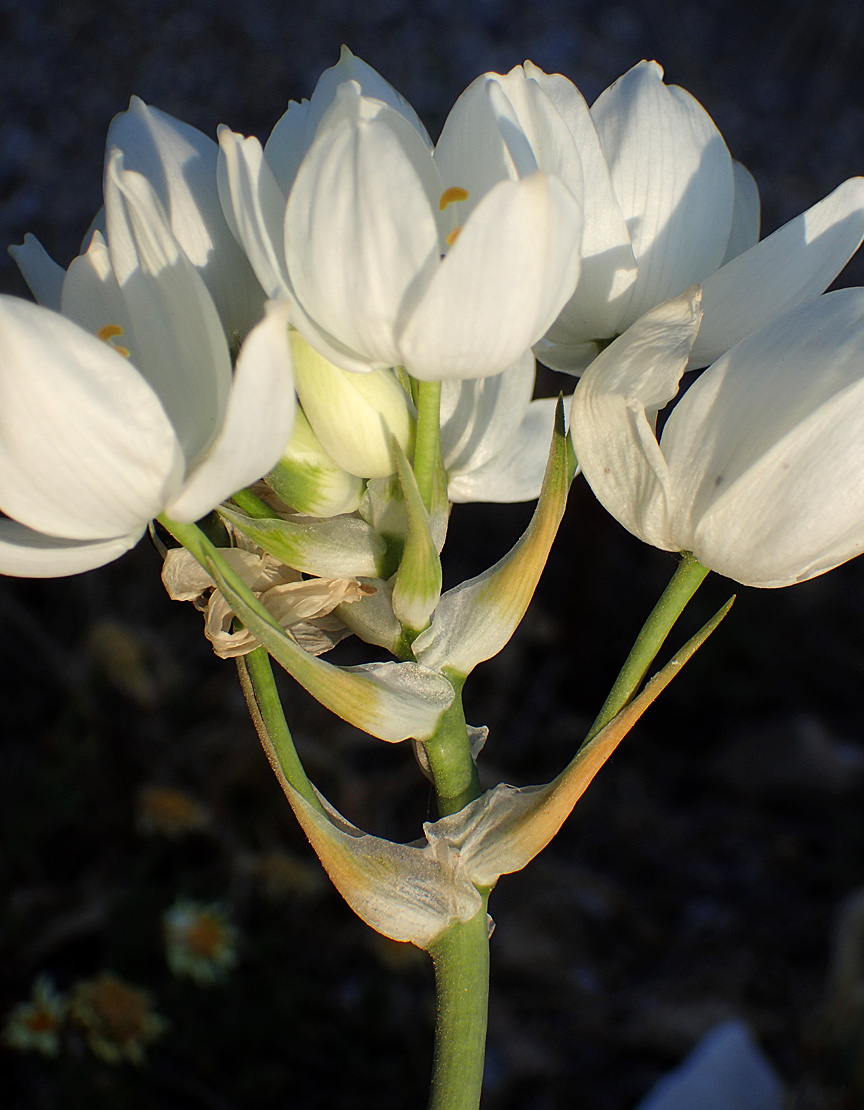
414;379;442;512
427;897;491;1110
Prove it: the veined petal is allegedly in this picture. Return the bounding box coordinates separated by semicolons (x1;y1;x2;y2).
8;233;64;311
285;86;441;370
398;173;583;381
569;288;702;549
662;289;864;584
433;74;543;217
448;395;564;503
266;46;433;197
0;518;143;578
166;300;295;522
520;61;638;339
592;61;734;326
691;176;864;366
0;297;183;540
105;151;232;465
108;97;265;339
217;128;291;301
441;349;535;476
61;230;133;343
720;160;760;265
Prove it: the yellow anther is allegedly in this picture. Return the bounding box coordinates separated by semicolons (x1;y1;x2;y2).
97;324;131;358
446;226;463;248
439;186;469;210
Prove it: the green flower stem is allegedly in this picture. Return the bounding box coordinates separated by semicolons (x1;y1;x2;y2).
586;551;710;743
423;675;482;817
239;647;323;814
427;898;491;1110
413;379;442;513
231;487;273;518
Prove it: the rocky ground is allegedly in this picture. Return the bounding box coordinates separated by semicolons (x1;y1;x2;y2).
2;0;864;1106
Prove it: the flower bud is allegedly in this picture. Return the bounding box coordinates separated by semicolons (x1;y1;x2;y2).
266;407;365;516
291;332;415;478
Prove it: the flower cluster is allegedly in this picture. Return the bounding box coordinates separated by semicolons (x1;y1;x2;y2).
4;47;864;957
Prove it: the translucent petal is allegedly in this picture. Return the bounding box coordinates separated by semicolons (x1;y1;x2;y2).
592;61;734;326
109;97;265;339
691;176;864;366
285;86;441;369
0;517;143;578
166;300;295;522
569;288;702;549
105;151;232;465
8;234;64;310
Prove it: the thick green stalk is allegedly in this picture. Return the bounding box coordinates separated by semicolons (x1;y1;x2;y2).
427;899;491;1110
586;551;710;743
413;379;442;513
423;675;482;817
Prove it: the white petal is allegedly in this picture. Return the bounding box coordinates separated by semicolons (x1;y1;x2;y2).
449;396;562;503
0;297;183;540
569;288;702;548
398;173;583;380
108;97;265;339
285;86;441;369
105;151;232;465
691;176;864;366
265;45;432;197
440;349;535;475
0;517;143;577
592;61;734;325
433;73;543;216
166;300;295;522
525;61;638;339
8;234;65;310
61;230;134;341
217;127;291;301
661;289;864;584
720;160;760;265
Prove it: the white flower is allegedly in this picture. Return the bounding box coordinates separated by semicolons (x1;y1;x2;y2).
570;286;864;587
440;60;864;373
0;153;294;577
13;97;265;344
218;52;583;381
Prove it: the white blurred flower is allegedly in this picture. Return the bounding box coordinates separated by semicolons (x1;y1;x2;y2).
440;60;864;373
163;901;238;986
218;49;583;381
570;286;864;587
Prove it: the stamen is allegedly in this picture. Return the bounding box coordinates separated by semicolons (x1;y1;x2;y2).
446;226;463;247
439;186;469;210
97;324;131;359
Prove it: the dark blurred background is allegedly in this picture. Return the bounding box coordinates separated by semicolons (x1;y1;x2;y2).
2;0;864;1106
